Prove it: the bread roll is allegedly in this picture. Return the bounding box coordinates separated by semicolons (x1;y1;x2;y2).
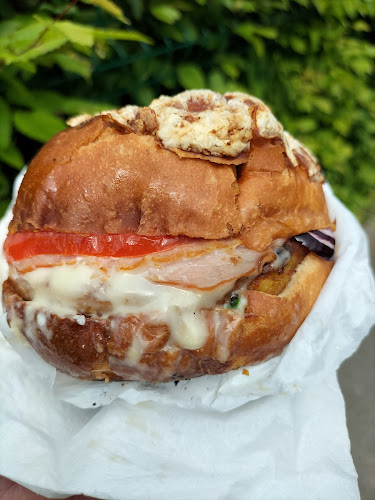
2;90;334;381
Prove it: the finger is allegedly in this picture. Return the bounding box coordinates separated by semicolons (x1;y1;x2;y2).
0;476;45;499
0;477;99;500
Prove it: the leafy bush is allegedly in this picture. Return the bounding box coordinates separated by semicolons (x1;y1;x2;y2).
1;0;374;220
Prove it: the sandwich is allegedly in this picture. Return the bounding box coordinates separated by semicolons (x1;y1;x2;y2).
2;90;335;382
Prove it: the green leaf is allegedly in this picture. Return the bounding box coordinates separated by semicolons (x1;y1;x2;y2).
290;36;307;54
352;20;371;32
0;170;9;198
0;143;24;169
13;110;66;143
311;0;328;16
234;23;278;42
177;63;205;89
158;24;184;42
221;61;240;79
208;70;227;93
52;52;91;79
233;25;267;56
5;77;34;108
133;86;156;106
80;0;130;24
231;1;256;13
177;19;199;43
25;90;71;113
55;21;94;47
0;199;11;217
92;28;153;44
127;0;144;20
254;26;278;40
312;96;333;114
225;81;249;93
294;118;317;134
9;30;67;62
359;164;375;188
349;57;373;75
150;5;182;24
7;20;46;52
30;90;114;115
0;17;30;40
0;98;12;150
173;1;194;12
234;23;254;42
249;35;265;57
12;60;37;74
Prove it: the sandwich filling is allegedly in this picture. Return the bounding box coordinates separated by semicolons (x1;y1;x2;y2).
5;235;291;351
2;89;335;381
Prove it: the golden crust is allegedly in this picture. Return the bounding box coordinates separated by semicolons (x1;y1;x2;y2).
9;115;332;247
2;253;333;382
238;138;333;250
9;116;241;239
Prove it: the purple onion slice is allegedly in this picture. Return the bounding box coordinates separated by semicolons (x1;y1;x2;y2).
293;228;335;260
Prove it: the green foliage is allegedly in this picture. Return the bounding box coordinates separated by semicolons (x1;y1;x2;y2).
0;0;151;207
13;109;66;142
177;63;205;89
151;5;182;24
80;0;130;24
0;0;375;221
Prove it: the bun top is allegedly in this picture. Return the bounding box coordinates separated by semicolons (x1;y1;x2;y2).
9;90;333;250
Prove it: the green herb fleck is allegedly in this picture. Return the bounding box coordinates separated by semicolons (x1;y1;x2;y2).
229;292;240;309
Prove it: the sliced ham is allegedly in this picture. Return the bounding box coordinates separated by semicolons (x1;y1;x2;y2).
10;238;282;292
145;245;275;289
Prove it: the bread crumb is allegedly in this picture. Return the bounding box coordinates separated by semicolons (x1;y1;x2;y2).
242;368;249;376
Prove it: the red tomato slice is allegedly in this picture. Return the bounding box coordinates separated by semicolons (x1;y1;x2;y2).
4;232;192;262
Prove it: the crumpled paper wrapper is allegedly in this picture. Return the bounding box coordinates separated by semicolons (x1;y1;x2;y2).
0;172;374;499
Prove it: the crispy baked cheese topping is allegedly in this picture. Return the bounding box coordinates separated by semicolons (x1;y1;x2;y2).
149;90;253;158
66;89;323;181
283;131;324;183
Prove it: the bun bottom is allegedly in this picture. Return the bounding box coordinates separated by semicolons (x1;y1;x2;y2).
2;252;332;382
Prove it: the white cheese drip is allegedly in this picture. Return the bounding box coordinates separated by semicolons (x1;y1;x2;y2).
22;263;235;351
25;264;101;315
17;241;290;352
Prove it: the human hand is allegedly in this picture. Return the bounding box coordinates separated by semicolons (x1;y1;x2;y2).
0;476;99;500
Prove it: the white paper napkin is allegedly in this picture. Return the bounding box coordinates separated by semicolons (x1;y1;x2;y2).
0;172;373;499
0;347;360;500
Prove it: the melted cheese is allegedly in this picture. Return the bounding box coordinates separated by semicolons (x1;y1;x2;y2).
22;263;235;350
17;241;290;352
25;263;102;316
